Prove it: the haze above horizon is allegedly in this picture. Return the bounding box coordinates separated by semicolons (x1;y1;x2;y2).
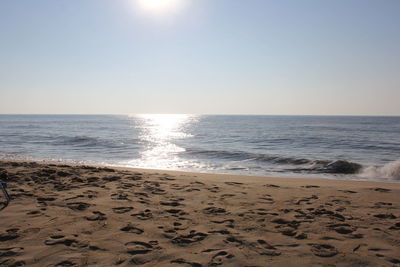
0;0;399;116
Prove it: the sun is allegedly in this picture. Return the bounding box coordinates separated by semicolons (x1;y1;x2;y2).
137;0;184;14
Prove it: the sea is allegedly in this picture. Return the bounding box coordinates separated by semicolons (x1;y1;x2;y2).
0;114;399;182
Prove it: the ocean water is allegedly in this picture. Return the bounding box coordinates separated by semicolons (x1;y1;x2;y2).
0;114;399;181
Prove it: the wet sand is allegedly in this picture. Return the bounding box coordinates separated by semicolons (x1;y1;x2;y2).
0;160;399;266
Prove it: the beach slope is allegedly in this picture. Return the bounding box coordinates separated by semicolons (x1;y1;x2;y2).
0;161;399;266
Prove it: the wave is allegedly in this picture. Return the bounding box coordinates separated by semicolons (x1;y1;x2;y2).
52;135;105;148
185;149;311;165
358;160;400;180
185;149;363;174
51;135;135;149
289;160;362;174
186;149;400;179
285;160;400;180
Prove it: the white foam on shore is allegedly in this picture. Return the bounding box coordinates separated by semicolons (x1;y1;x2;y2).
358;160;400;180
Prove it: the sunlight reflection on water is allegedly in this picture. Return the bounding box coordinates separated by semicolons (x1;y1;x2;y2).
126;114;197;169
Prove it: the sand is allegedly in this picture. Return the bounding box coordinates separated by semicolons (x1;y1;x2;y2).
0;160;399;267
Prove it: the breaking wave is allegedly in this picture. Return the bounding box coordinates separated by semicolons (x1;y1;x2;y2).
185;149;363;175
290;160;362;174
358;160;400;180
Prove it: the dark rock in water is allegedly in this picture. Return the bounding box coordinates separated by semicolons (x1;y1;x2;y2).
326;160;362;174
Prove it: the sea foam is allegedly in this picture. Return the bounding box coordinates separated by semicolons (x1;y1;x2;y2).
358;160;400;180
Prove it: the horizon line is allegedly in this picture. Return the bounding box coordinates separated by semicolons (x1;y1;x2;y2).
0;113;399;117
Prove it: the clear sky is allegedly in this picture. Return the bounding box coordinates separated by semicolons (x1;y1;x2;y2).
0;0;399;115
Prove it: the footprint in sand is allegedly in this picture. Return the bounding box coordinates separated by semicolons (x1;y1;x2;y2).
165;209;188;216
102;176;120;182
83;190;98;199
131;210;153;220
71;177;85;183
211;219;234;228
125;241;153;255
171;231;208;245
338;190;358;194
265;184;280;188
224;182;243;186
224;236;243;246
120;224;144;234
271;218;300;229
126;175;143;181
328;223;356;234
56;171;72;177
0;259;26;266
374;202;393;208
54;260;77;266
185;188;200;192
374;213;397;219
252;239;281;256
85;211;107;221
66;202;91;211
302;185;320;188
371;188;391;193
209;250;235;265
220;194;235;200
169;184;189;191
259;195;274;203
36;197;57;202
387;257;400;264
352;243;366;252
112;206;134;214
0;229;20;242
312;208;345;221
134;192;149;198
44;236;87;248
26;210;41;216
389;222;400;230
203;207;227;215
190;181;205;185
0;247;24;258
110;192;130;200
87;177;99;183
170;258;202;267
280;228;297;237
255;208;273;215
160;201;182;207
159;176;175;181
294;195;318;205
208;229;231;235
118;182;139;190
207;186;220;193
309;243;338;257
145;186;166;195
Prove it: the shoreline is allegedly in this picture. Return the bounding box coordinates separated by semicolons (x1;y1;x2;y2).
1;160;399;266
1;159;398;185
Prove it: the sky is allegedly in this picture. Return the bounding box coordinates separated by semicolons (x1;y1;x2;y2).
0;0;399;115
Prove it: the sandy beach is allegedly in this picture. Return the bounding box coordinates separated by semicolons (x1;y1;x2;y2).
0;160;399;266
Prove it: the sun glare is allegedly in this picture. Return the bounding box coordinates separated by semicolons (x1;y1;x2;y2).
137;0;184;14
126;114;196;170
